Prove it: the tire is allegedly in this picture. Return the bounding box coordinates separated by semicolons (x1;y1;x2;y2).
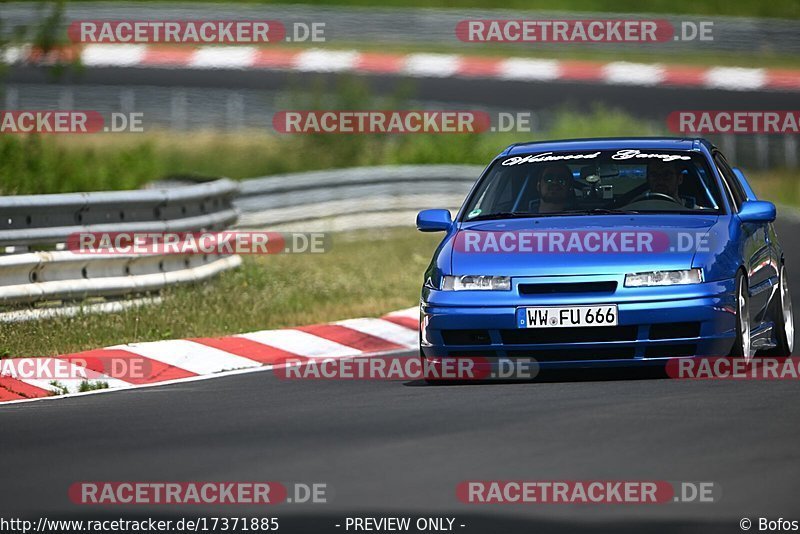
762;263;794;357
729;272;752;360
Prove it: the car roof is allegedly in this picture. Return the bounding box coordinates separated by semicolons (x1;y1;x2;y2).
500;137;714;157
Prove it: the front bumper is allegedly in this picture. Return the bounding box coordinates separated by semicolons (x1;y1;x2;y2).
420;277;737;369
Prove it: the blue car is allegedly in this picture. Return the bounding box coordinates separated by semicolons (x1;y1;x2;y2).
416;138;793;376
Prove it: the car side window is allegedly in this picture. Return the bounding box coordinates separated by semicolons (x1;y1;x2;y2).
713;152;746;212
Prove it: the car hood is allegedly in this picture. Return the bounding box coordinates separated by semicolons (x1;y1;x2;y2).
450;214;721;277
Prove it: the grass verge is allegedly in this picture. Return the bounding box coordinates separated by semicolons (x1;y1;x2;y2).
750;171;800;208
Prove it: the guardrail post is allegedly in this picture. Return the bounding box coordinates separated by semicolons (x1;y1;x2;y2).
721;135;737;163
226;92;244;131
755;135;769;169
58;87;74;110
171;90;188;130
4;86;18;109
784;136;798;169
120;89;136;115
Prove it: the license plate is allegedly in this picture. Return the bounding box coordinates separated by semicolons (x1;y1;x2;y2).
518;305;618;328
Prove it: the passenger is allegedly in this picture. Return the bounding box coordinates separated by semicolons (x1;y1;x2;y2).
537;163;575;213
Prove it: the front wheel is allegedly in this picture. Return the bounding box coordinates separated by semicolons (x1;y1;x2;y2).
729;272;752;360
762;264;794;356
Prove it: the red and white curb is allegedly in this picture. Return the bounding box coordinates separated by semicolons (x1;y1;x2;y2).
10;44;800;92
0;307;420;405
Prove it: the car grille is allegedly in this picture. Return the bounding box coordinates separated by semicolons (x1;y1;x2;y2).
437;321;703;362
506;348;636;361
441;329;491;345
518;282;617;295
649;322;701;340
444;350;500;358
441;349;635;361
644;344;696;358
499;325;637;344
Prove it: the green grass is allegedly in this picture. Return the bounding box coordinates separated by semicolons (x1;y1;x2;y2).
77;380;109;392
0;228;440;357
43;379;108;394
750;171;800;209
48;380;69;395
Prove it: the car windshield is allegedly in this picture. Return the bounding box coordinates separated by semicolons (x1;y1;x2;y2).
462;149;724;221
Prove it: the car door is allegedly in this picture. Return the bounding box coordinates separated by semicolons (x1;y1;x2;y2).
713;151;776;322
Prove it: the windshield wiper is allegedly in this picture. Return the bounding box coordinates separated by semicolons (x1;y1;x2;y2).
465;211;537;221
561;208;640;215
465;208;642;221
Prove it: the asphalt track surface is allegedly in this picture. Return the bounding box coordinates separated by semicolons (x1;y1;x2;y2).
3;218;800;533
8;65;800;119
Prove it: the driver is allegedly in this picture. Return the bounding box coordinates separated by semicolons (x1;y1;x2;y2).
646;161;683;203
537;163;575;213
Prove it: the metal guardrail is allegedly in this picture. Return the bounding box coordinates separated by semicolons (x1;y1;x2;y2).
0;179;238;247
234;165;483;231
0;179;241;308
0;165;482;319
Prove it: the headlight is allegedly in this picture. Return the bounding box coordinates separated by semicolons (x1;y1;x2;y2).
441;275;511;291
624;269;703;287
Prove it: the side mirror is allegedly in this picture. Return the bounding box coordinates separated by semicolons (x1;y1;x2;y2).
738;200;776;223
416;209;452;232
